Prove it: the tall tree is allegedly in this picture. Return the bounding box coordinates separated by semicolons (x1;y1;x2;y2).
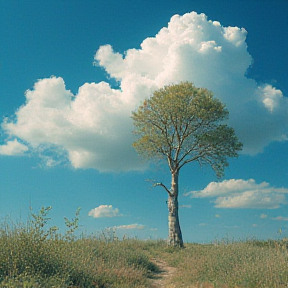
132;82;242;247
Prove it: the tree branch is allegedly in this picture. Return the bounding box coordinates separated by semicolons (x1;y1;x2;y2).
178;153;203;170
153;182;172;196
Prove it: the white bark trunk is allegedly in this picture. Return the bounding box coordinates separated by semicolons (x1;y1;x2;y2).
168;171;184;247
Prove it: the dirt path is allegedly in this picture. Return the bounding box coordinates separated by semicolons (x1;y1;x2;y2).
150;258;177;288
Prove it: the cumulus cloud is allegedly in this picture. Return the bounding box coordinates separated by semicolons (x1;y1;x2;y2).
0;139;28;156
88;205;121;218
1;11;287;170
260;214;268;219
185;179;288;209
114;223;145;230
2;78;144;171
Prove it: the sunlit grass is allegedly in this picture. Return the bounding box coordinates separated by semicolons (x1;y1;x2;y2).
0;207;287;287
148;239;288;288
0;207;158;287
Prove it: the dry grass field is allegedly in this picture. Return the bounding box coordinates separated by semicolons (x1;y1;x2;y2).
1;207;287;287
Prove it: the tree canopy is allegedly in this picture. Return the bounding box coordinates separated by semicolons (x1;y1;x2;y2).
132;82;242;178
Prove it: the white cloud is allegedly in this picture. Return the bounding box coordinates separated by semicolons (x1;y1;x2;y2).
186;179;288;209
260;85;282;112
1;11;288;171
260;214;268;219
2;77;145;172
114;223;145;230
0;139;28;156
88;205;121;218
272;216;288;221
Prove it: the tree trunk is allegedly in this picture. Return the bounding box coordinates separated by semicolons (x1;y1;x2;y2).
168;171;184;247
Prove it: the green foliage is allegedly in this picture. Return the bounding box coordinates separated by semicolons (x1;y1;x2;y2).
132;82;242;177
63;207;81;241
29;206;58;241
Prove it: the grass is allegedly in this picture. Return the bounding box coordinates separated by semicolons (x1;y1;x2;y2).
150;240;288;288
0;207;159;288
0;207;287;288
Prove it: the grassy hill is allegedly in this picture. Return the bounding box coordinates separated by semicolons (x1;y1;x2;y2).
1;207;287;288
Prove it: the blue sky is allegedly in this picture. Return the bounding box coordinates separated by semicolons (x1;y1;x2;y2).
0;0;287;243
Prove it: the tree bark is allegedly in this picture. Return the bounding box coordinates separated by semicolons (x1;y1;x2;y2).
168;171;184;247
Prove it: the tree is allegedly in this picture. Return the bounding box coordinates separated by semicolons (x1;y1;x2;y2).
131;82;242;247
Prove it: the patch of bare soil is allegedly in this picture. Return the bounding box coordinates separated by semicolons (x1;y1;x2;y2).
150;258;177;288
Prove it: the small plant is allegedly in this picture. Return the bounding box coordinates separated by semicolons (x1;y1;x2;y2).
29;206;59;240
63;207;81;241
